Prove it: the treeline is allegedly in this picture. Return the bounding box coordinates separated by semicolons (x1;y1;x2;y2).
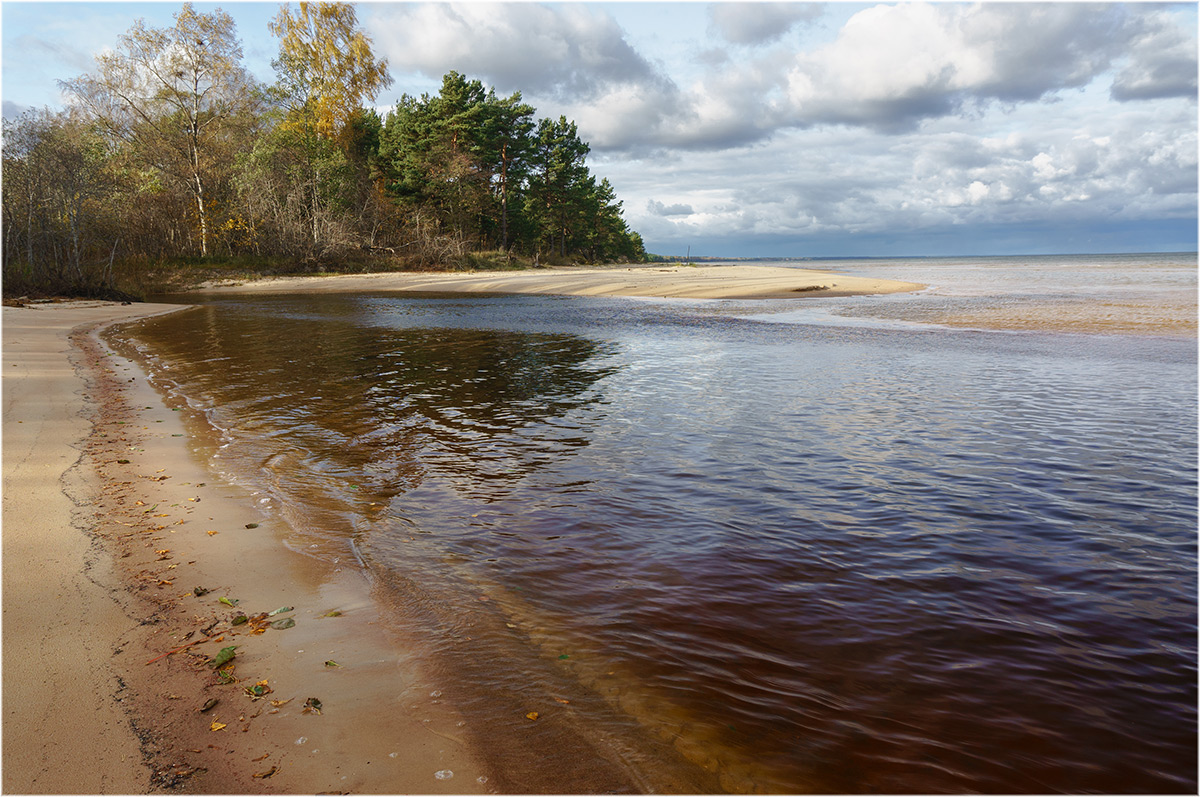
1;2;645;297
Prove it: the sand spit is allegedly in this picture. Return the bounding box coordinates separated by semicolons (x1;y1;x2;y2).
193;262;925;300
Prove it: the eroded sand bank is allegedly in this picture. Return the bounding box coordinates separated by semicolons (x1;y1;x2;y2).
194;262;925;300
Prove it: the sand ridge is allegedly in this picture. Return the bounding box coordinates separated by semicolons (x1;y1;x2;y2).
193;262;926;300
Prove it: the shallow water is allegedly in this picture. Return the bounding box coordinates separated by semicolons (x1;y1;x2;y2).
117;255;1197;793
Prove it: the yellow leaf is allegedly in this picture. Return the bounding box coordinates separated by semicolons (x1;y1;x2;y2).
210;720;226;731
525;711;539;721
206;530;218;536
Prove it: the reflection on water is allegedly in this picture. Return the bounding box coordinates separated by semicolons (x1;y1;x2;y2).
115;268;1198;793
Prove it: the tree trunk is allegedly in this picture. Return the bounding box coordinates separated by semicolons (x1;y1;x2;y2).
194;172;209;257
500;142;509;250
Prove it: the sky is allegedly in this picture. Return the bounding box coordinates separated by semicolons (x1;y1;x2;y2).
3;1;1197;257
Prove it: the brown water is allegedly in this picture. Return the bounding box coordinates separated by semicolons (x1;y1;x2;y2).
114;254;1197;793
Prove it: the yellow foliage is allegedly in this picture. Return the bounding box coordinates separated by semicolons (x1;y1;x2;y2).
269;2;392;141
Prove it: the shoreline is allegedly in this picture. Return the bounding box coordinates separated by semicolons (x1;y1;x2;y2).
3;301;489;794
189;262;926;300
0;263;919;793
3;298;723;794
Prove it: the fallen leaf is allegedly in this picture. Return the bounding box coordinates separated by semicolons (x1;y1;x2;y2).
302;697;322;715
231;615;248;626
525;711;539;721
269;617;295;630
199;698;219;712
206;530;218;536
244;523;259;529
244;681;272;699
251;753;270;762
554;698;570;704
218;597;238;607
210;646;237;669
252;766;277;779
319;610;342;618
210;720;227;731
267;606;293;617
269;698;292;708
324;660;340;667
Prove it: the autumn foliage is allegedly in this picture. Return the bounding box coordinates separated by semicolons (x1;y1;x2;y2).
1;2;646;299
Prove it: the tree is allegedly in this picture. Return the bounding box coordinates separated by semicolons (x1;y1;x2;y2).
62;3;256;257
2;109;123;289
267;2;392;252
269;2;392;141
526;116;591;259
478;90;535;251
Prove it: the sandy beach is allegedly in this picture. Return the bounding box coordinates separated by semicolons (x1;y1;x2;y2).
4;300;490;794
2;267;919;793
193;262;925;300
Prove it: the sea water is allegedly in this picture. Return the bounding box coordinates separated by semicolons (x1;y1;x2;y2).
113;254;1197;792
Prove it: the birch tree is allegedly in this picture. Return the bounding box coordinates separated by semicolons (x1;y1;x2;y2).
269;2;391;141
63;4;254;257
267;2;391;249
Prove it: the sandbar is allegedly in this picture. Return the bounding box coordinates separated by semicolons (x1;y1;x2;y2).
193;262;925;300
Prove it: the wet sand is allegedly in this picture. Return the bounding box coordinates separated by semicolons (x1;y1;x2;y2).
194;262;925;299
3;301;488;794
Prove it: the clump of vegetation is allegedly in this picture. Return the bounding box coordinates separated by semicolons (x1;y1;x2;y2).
2;2;646;300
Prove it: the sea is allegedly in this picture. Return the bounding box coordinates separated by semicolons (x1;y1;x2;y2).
111;253;1197;793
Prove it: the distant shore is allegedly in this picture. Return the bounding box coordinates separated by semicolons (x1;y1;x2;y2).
189;262;926;300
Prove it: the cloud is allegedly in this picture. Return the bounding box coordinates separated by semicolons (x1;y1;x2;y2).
658;3;1198;149
608;98;1197;253
1110;9;1198;101
365;3;1195;156
367;2;687;150
369;3;670;100
776;3;1152;131
707;3;824;46
647;200;695;217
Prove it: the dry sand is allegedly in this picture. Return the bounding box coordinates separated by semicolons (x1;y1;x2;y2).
194;262;925;300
